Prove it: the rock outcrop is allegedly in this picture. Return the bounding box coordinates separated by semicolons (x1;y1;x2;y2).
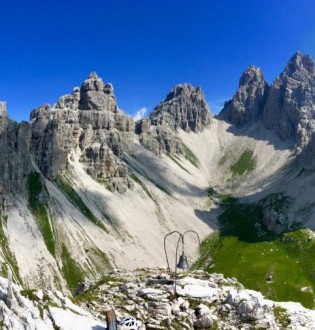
137;84;212;158
74;268;315;329
30;73;135;192
263;51;315;145
0;102;8;122
220;66;268;126
4;268;315;330
1;80;213;195
220;51;315;149
260;193;293;234
0;102;31;195
150;84;212;132
79;72;118;112
298;131;315;170
0;275;106;329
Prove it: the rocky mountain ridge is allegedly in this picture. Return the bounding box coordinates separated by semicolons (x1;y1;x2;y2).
0;70;215;292
29;72;135;193
150;83;212;132
220;51;315;149
1;74;212;195
219;65;268;126
0;51;315;310
135;83;213;161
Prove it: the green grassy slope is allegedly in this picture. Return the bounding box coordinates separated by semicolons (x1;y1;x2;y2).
195;192;315;309
230;149;256;177
55;175;108;232
28;172;56;257
0;210;21;283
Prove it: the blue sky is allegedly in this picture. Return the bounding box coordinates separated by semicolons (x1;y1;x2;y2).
1;0;315;122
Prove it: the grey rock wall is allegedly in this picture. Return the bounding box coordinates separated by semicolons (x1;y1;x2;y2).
263;51;315;145
220;51;315;148
29;73;135;192
137;84;212;157
150;83;212;132
0;102;31;195
220;66;268;126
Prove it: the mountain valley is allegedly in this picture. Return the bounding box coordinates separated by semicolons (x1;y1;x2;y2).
1;51;315;328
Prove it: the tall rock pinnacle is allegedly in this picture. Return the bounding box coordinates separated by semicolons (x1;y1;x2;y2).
79;72;118;112
219;65;268;126
0;102;8;132
0;101;7;114
149;84;212;132
263;51;315;143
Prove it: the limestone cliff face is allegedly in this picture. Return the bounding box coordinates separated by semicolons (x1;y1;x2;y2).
0;102;31;196
297;131;315;170
150;83;212;132
30;73;135;192
1;77;213;195
139;124;185;156
79;72;118;112
220;66;268;126
0;102;8;125
263;51;315;145
220;52;315;148
137;84;212;157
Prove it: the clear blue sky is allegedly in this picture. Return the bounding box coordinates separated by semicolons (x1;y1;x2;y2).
1;0;315;122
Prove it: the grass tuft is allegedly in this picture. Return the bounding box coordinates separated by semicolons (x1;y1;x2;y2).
61;244;85;293
230;149;256;177
0;210;22;283
96;178;113;191
21;289;40;302
55;175;108;233
28;172;55;257
182;143;199;167
274;306;290;328
167;153;190;173
130;173;158;203
73;276;126;302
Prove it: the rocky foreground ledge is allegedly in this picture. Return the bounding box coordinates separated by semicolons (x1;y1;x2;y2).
1;268;315;329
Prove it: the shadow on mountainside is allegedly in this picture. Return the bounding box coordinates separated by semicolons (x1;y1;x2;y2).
124;147;207;199
193;154;313;243
193;176;315;310
215;117;295;151
195;197;277;244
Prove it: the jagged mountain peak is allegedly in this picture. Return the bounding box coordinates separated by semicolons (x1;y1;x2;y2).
0;101;6;112
0;102;8;133
79;72;117;111
0;101;8;119
164;83;203;100
83;71;114;90
219;65;268;126
239;65;265;87
149;83;212;132
220;51;315;143
82;71;105;91
88;71;99;79
264;51;315;142
31;72;118;114
284;51;315;77
34;72;117;113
